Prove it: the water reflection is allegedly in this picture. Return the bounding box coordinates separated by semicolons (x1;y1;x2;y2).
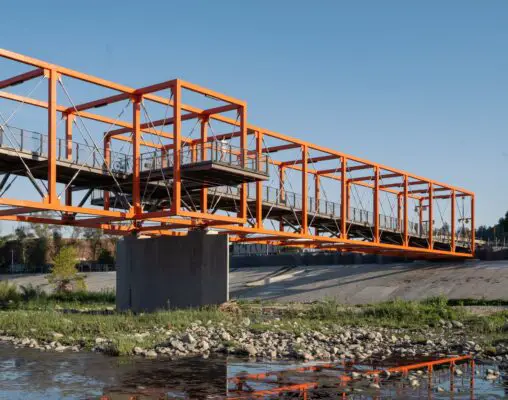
0;343;506;399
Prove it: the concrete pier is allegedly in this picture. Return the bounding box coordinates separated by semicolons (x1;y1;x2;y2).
116;231;229;312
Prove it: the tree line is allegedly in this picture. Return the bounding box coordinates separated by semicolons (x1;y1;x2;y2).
0;221;117;272
476;210;508;241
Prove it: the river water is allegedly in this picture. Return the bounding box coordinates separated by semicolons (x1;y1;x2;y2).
0;343;506;399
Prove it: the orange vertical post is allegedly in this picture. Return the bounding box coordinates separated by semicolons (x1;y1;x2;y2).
255;131;263;228
200;117;208;213
279;166;285;201
471;194;475;256
103;137;111;210
301;145;308;235
65;114;74;207
239;105;247;219
373;166;379;242
451;189;456;252
132;97;142;215
47;68;58;204
314;173;320;235
428;182;433;249
397;194;402;231
161;148;167;168
279;165;285;232
172;81;181;215
403;175;408;246
340;157;347;239
191;143;197;162
314;174;320;212
419;198;424;236
346;182;350;221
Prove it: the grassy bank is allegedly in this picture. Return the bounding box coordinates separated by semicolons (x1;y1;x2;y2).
0;281;507;356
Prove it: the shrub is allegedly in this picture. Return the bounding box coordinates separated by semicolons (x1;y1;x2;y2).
47;246;87;293
0;280;20;304
19;283;46;301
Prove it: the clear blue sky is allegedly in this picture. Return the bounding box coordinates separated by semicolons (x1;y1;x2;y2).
2;0;507;227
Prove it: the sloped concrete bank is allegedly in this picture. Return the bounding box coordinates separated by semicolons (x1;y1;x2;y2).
2;260;508;304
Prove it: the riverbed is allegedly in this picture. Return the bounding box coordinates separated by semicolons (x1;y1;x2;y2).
0;344;506;399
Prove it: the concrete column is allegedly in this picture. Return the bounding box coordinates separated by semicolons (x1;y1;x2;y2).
116;231;229;312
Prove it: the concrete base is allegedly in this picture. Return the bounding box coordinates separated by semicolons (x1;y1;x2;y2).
116;231;229;312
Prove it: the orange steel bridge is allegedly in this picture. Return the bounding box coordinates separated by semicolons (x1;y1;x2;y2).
0;49;474;259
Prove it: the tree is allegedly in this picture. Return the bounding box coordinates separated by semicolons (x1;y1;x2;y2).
97;248;114;265
476;209;508;242
83;228;103;260
14;225;31;265
47;246;86;293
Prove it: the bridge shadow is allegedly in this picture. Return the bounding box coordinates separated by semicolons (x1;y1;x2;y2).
230;261;474;303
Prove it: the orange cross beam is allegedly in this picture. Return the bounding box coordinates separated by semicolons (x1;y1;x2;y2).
0;68;45;90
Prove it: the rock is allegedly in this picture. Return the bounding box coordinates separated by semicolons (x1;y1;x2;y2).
200;341;210;351
95;337;108;344
242;317;251;327
133;346;144;355
134;332;150;341
221;332;231;341
52;332;64;340
182;333;196;344
451;321;464;329
144;350;157;358
243;344;257;357
170;340;186;352
55;345;67;352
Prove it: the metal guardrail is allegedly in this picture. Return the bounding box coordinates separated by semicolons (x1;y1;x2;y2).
0;126;129;173
0;126;267;176
139;141;269;175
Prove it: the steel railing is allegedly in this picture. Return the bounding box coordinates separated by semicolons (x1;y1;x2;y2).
140;141;269;175
0;126;129;174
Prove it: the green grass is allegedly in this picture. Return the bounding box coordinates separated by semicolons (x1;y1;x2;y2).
0;282;115;311
0;305;237;354
269;296;466;330
1;292;508;356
